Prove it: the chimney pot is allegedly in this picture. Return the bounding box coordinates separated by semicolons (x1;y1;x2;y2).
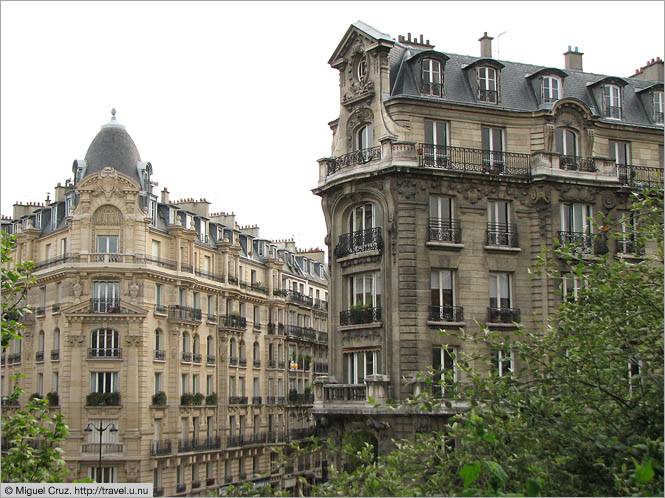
564;46;583;71
419;34;423;44
407;32;411;42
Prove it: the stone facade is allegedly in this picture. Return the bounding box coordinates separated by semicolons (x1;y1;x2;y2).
1;115;329;495
312;22;663;455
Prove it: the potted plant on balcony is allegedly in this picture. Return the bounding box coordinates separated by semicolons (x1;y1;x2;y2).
86;392;103;406
205;392;217;405
29;392;43;401
350;303;371;323
192;393;205;406
46;391;59;407
152;391;167;406
180;393;193;406
107;392;121;406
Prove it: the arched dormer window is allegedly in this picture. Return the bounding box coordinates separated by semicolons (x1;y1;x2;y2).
90;328;120;358
478;66;498;103
603;84;622;119
542;75;562;103
421;58;442;96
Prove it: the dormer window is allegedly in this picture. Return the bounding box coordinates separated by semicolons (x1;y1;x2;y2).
51;207;58;230
654;91;664;124
542;76;561;102
603;84;622;119
421;59;442;97
35;212;42;230
478;67;498;103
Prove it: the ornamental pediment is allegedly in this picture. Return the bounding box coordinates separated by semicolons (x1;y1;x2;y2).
62;299;148;320
77;167;140;198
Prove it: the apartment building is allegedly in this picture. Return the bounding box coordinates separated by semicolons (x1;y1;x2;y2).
1;111;328;495
312;22;663;455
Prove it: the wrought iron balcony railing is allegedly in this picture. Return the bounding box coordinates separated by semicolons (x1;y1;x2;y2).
615;234;645;256
559;155;596;172
219;314;246;330
557;231;608;255
90;298;121;313
340;306;382;326
154;350;165;361
195;268;225;283
207;355;216;364
318;331;328;344
288;393;314;405
35;351;44;362
81;443;124;454
603;105;622;119
179;263;193;273
239;358;247;367
151;439;172;456
206;314;218;324
7;353;21;364
487;223;519;247
617;164;663;190
286;325;317;341
314;299;329;310
154;304;167;315
168;305;202;323
143;255;177;270
418;144;531;178
327;146;381;176
176;484;186;493
429;218;462;243
192;353;202;363
487;307;521;323
429;306;464;322
229;356;238;366
35;307;45;318
314;362;329;373
478;88;498;103
290;427;316;440
334;227;383;258
88;348;122;359
285;290;314;307
421;81;444;97
51;303;61;314
182;352;192;362
51;350;59;361
228;396;248;405
252;396;262;406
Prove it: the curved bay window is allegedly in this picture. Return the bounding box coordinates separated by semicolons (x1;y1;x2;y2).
341;272;382;325
89;329;120;358
421;58;443;96
335;203;383;258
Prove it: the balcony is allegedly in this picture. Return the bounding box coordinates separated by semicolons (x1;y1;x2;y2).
252;396;262;406
88;348;122;359
421;81;444;97
192;481;201;489
206;478;215;486
557;231;608;256
34;307;45;318
253;359;261;368
35;351;44;362
86;392;121;407
429;218;462;244
154;350;166;361
603;105;622;119
143;255;177;271
286;325;317;341
229;396;248;405
314;299;328;311
314;362;329;373
327;146;381;176
487;307;521;324
168;305;202;324
7;353;21;364
486;223;519;248
616;234;644;256
207;355;216;365
154;304;167;316
559;155;596;172
334;228;383;258
239;358;247;367
51;303;61;314
289;392;314;405
429;306;464;322
195;268;225;283
192;353;202;364
151;439;172;456
229;356;238;366
418;143;531;178
81;442;124;455
176;484;186;494
182;352;192;362
178;436;221;453
31;253;76;271
250;283;268;294
340;306;382;326
285;291;314;307
617;164;663;190
322;384;367;402
219;314;246;330
318;331;328;344
290;427;316;440
478;88;498;103
51;349;59;361
206;314;218;324
90;298;121;314
180;263;193;273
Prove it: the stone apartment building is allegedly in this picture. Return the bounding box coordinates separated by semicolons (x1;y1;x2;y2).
1;112;329;495
312;21;663;454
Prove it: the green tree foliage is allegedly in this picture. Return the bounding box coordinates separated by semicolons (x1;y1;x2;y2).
1;230;70;483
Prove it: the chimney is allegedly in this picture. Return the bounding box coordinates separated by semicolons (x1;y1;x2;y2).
161;187;169;204
564;45;584;71
54;183;67;202
629;57;664;82
479;32;493;58
13;202;36;220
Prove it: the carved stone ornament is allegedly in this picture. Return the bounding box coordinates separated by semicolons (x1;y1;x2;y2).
72;278;83;298
559;184;598;203
601;192;617;210
66;335;85;346
93;204;123;226
346;107;374;149
396;178;428;200
128;279;142;298
527;185;552;207
125;462;139;482
125;335;143;347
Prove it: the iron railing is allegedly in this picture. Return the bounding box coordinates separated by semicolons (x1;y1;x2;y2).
327;146;381;176
615;234;645;256
88;348;122;359
192;353;202;363
340;306;382;325
195;268;224;283
617;164;663;190
179;263;193;273
557;231;608;255
178;436;221;453
51;350;59;361
478;88;498;103
154;304;167;315
603;105;622;119
35;351;44;362
334;227;383;258
168;305;202;323
207;355;216;365
429;218;461;243
51;303;61;314
154;350;165;361
81;443;123;454
429;306;464;322
182;352;192;362
229;396;248;405
418;143;531;178
286;325;317;341
559;155;596;172
486;223;519;247
487;307;521;323
285;290;314;307
421;81;444;97
31;253;76;271
318;331;329;344
219;315;246;330
314;362;329;373
90;298;121;313
143;256;177;270
289;393;314;405
206;314;218;324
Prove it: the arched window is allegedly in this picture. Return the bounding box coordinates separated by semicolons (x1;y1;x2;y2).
182;332;190;352
555;128;584;170
193;334;200;354
38;331;45;353
52;328;60;360
356;124;374;152
349;203;381;233
90;329;120;358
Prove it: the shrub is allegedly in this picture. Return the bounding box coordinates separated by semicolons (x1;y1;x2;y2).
152;391;167;406
206;392;218;405
180;393;193;406
192;393;205;405
46;392;59;406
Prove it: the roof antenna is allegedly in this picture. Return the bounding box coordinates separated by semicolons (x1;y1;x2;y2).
497;31;507;59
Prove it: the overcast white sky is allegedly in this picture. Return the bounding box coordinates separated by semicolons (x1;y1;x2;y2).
2;1;663;251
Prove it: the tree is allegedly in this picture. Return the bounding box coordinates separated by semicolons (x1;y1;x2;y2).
244;191;663;497
1;230;70;483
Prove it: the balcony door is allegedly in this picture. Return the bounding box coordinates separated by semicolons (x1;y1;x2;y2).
488;201;512;245
356;124;374;151
349;203;377;233
561;203;592;234
424;120;449;167
344;350;381;384
93;281;119;312
481;127;504;171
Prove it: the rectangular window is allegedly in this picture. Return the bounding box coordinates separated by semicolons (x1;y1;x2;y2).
60;238;67;256
50;207;57;230
432;346;457;396
424;120;449;167
562;276;584;301
654;91;664;123
478;67;497;103
253;377;260;398
207;375;213;396
52;372;59;393
89;372;119;393
481;127;504;170
609;140;630;166
96;235;118;254
343;350;381;384
430;270;457;321
93;281;119;312
193;374;199;394
603;84;622;119
429;196;456;242
155;283;162;306
421;58;442;96
45;244;51;261
152;240;160;258
560;203;593;251
348;272;382;308
193;292;200;310
489;273;512;309
37;373;43;396
204;255;211;272
487;201;513;246
154;372;162;394
494;349;513;376
542;76;560;102
176;465;184;486
89;467;117;483
181;374;189;394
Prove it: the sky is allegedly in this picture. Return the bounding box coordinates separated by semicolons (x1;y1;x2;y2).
2;1;663;252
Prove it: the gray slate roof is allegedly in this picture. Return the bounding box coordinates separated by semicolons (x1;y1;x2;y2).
83;118;142;185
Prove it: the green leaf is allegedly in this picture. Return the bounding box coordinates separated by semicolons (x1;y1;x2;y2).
524;477;542;496
459;462;481;488
484;460;508;487
634;457;654;485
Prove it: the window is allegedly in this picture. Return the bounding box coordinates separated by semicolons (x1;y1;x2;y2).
90;329;120;357
60;238;67;256
357;54;367;81
603;84;622;119
92;281;119;312
562;276;584;301
151;240;160;258
628;358;642;394
90;372;118;393
555;128;578;156
207;375;214;396
432;346;457;396
356;124;374;152
344;350;381;384
38;330;45;354
176;465;184;487
52;372;59;393
50;207;57;230
421;58;442;96
229;377;236;397
153;468;162;491
155;329;164;355
193;292;200;310
349;203;379;233
430;270;458;321
348;271;382;309
89;467;117;483
423;120;449;167
489;272;512;316
429;196;457;242
253;305;260;328
609;140;630;166
207;335;214;357
45;244;51;261
37;373;43;396
193;375;199;394
253;342;260;362
494;349;513;376
560;203;594;253
253;377;260;398
618;212;641;255
654;91;664;123
481;127;504;171
154;372;162;394
542;76;561;102
487;201;514;246
477;67;498;103
53;328;60;353
182;332;190;354
181;374;189;394
96;235;118;254
179;287;186;306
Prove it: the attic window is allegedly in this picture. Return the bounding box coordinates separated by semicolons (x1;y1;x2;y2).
542;76;561;103
653;91;663;124
602;84;622;119
477;66;498;103
421;59;443;97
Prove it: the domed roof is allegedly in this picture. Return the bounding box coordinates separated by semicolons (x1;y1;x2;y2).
83;109;142;184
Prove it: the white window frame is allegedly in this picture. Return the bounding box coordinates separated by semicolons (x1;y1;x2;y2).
96;235;119;254
496;349;514;377
654;91;664;123
89;466;117;483
478;67;497;103
433;346;458;395
560;203;593;234
431;270;455;314
422;58;442;96
89;372;119;393
349;271;382;308
542;75;561;102
344;350;381;384
357;55;367;81
356;124;374;151
489;272;512;310
604;84;622;119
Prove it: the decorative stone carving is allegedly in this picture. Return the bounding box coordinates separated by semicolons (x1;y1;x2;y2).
396;178;427;200
66;335;85;346
559;184;598;203
128;278;142;298
125;462;139;482
71;278;83;298
125;335;143;347
346;107;374;149
601;192;617;211
93;204;123;226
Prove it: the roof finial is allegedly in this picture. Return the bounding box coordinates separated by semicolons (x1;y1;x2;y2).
111;108;116;119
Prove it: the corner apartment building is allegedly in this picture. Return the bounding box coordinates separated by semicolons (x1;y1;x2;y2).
1;112;329;495
312;22;663;454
